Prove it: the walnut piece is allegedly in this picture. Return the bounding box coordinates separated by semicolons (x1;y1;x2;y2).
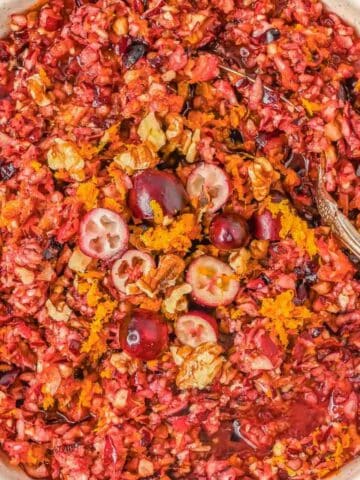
137;112;166;152
250;239;269;259
68;248;92;273
148;254;185;291
47;138;85;180
46;299;72;322
176;343;224;390
229;248;251;277
248;157;278;201
163;283;192;315
27;74;51;107
114;144;158;174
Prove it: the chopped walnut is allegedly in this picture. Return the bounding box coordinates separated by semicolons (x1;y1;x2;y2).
185;129;201;163
165;113;184;140
112;388;128;409
47;138;85;181
248;157;279;201
250;239;269;259
170;345;194;366
138;459;154;478
68;248;92;273
27;74;51;107
114;144;158;174
137;112;166;152
229;248;251;277
112;16;128;35
176;343;224;390
110;351;137;374
46;299;72;322
163;283;192;315
148;254;185;291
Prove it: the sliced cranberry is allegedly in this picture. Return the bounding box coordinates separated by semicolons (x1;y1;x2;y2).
0;162;17;181
39;8;63;32
120;309;168;360
186;163;230;213
175;311;218;348
112;249;155;294
187;255;239;307
209;213;249;250
79;208;129;260
128;169;187;221
251;210;281;241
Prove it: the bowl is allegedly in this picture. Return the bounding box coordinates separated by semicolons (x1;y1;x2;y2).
0;0;359;478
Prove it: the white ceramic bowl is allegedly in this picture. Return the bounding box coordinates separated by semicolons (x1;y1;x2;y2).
0;0;359;478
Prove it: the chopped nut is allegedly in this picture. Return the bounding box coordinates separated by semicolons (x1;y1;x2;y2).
68;248;92;273
47;138;85;180
148;254;185;291
165;113;184;140
110;352;132;374
114;144;158;174
229;248;251;277
163;283;192;315
46;299;72;322
15;266;35;285
170;345;193;366
186;129;201;163
113;389;128;409
176;343;224;390
250;239;269;259
112;16;128;36
137;112;166;152
138;459;154;478
248;157;278;201
27;74;51;107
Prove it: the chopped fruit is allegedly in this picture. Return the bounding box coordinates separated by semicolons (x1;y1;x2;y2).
186;255;239;307
209;213;249;250
175;310;218;347
120;309;168;360
79;208;128;259
128;169;188;221
186;163;230;213
112;249;155;294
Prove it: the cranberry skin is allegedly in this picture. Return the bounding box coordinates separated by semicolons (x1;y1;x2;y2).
128;169;187;221
209;213;249;250
120;309;168;360
251;210;281;241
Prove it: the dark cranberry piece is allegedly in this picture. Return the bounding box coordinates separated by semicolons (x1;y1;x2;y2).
231;419;242;442
73;367;84;380
0;42;10;62
128;169;188;221
0;368;20;388
43;237;63;260
0;162;16;181
123;42;147;69
209;213;249;250
120;309;168;360
257;28;281;44
255;130;280;150
229;128;243;144
181;83;196;116
294;279;308;305
251;210;281;241
15;398;24;408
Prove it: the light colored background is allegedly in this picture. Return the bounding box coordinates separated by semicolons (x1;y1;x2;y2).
0;0;359;478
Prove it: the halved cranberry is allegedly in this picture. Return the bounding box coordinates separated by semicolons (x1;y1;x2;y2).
209;213;249;250
187;255;239;307
251;210;281;241
79;208;129;260
112;249;155;294
187;163;230;213
120;309;168;360
128;169;187;221
175;311;218;348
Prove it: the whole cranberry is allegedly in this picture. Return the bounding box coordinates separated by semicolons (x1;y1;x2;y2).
120;309;168;360
209;213;249;250
251;210;281;241
128;169;188;221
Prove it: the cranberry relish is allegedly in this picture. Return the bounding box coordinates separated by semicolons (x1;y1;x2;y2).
0;0;359;479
